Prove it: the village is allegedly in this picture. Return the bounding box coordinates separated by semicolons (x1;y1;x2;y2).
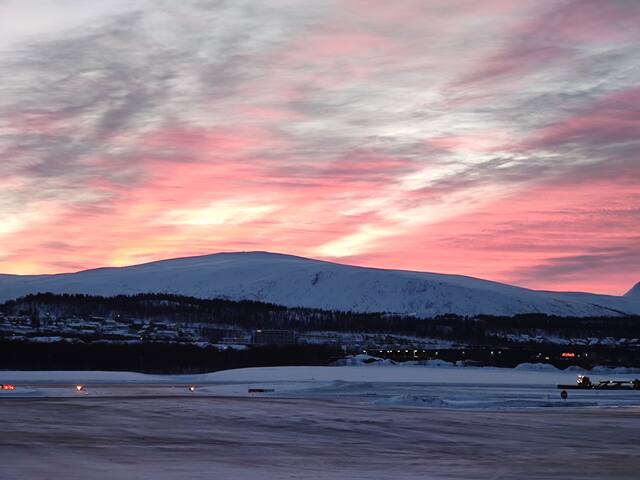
0;311;435;351
2;311;638;370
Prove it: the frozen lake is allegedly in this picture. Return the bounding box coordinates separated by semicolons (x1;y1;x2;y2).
2;365;640;479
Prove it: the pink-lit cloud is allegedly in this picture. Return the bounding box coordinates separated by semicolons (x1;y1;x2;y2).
0;0;639;295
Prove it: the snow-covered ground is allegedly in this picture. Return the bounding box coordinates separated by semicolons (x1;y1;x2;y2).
2;365;640;480
2;364;640;408
2;251;639;316
0;366;640;480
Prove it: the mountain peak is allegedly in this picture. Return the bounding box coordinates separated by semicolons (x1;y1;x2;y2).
625;282;640;297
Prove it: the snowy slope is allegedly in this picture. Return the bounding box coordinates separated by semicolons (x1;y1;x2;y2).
1;251;639;317
625;282;640;298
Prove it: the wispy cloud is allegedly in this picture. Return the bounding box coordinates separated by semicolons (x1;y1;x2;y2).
0;0;638;294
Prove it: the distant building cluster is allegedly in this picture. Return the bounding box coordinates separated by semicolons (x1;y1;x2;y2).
0;312;447;352
0;313;310;348
0;313;200;344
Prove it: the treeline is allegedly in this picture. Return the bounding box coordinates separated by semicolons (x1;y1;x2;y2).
2;292;640;344
0;340;341;374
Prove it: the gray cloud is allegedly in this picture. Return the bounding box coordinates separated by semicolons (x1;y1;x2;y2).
1;0;639;288
513;245;640;285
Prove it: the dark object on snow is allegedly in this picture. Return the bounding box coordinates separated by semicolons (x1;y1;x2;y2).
577;375;592;387
558;375;640;390
560;390;568;400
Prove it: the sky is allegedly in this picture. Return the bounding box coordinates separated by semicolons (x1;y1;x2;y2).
0;0;639;295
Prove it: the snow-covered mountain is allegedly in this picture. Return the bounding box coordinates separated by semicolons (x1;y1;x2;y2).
1;251;639;317
625;282;640;298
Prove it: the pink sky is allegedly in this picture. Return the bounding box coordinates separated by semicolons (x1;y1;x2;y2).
1;0;639;295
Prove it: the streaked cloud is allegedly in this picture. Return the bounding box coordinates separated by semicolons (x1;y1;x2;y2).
0;0;638;294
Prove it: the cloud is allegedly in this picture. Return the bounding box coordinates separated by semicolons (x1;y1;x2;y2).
513;246;640;285
160;199;280;227
0;0;638;294
527;87;640;150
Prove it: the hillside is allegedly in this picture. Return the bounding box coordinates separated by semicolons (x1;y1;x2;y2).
625;282;640;298
1;252;639;317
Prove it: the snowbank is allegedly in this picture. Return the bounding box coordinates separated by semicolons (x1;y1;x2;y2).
335;354;396;366
514;363;559;371
3;363;639;389
590;366;640;374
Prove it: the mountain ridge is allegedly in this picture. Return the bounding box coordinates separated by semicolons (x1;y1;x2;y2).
626;282;640;298
1;251;639;318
